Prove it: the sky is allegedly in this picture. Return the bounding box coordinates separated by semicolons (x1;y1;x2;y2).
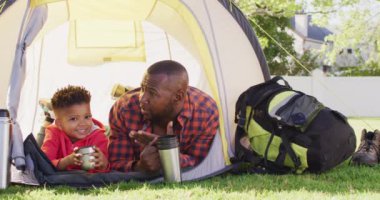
303;0;380;33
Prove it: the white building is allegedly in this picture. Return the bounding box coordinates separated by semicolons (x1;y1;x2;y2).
287;14;332;55
287;14;361;69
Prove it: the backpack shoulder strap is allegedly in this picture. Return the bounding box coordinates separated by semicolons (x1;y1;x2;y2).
235;76;292;128
270;76;291;87
246;76;292;107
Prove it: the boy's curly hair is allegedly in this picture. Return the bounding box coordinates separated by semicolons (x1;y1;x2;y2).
51;85;91;110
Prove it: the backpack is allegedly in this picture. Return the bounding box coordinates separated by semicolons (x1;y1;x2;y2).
233;76;356;174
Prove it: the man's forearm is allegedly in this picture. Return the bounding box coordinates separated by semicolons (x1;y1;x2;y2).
110;159;135;172
179;153;196;168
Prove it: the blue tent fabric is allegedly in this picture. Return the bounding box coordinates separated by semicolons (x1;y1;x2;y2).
8;4;47;170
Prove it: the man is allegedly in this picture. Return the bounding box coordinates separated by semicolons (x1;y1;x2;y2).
108;60;219;172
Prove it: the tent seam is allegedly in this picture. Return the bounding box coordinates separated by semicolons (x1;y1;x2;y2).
202;0;232;157
145;0;159;20
164;32;172;60
31;38;45;132
179;0;231;164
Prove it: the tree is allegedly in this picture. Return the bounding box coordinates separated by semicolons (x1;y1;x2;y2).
290;50;320;76
235;0;321;75
235;0;380;76
307;0;380;75
250;15;297;75
338;62;380;76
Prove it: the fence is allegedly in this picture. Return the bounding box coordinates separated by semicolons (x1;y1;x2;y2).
283;70;380;117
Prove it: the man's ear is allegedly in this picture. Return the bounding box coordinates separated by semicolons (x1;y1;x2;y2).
174;89;185;102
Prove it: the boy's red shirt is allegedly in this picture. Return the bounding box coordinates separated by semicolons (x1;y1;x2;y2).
41;118;109;172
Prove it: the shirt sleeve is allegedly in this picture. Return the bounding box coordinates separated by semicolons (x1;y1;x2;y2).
108;100;136;172
92;130;109;158
89;130;111;172
40;127;61;167
180;105;219;168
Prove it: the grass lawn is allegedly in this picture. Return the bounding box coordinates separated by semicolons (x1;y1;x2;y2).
1;118;380;200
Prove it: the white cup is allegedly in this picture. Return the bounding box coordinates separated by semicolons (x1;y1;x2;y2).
77;146;96;170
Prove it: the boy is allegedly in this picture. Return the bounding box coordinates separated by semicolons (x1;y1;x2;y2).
41;85;109;172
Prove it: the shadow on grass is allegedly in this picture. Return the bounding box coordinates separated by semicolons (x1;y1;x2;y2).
2;164;379;197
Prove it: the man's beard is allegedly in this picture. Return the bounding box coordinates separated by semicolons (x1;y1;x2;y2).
150;103;175;124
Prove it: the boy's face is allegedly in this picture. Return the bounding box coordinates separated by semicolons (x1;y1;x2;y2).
54;103;93;143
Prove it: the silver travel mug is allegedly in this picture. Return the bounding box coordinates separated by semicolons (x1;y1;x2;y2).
157;135;181;183
0;109;11;189
77;146;96;170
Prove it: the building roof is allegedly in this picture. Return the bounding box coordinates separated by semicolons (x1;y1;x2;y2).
290;15;333;41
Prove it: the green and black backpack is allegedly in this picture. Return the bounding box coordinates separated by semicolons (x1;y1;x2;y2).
233;76;356;174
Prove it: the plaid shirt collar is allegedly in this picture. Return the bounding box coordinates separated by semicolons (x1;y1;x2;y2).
177;90;193;126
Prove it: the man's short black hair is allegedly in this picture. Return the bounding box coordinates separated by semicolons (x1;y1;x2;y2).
51;85;91;110
147;60;188;76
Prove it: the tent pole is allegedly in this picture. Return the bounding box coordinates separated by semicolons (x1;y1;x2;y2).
31;38;45;132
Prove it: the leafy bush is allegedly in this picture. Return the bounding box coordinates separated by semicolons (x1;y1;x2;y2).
338;61;380;76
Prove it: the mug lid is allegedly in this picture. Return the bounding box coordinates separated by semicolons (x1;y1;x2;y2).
157;135;178;150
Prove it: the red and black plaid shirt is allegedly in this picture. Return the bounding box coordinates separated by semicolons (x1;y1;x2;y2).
108;86;219;172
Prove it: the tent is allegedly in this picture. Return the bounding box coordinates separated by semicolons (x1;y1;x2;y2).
0;0;270;186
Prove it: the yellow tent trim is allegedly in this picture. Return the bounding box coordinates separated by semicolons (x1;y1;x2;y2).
31;0;62;8
161;0;230;165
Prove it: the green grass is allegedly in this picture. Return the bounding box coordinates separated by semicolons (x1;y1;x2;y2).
1;118;380;200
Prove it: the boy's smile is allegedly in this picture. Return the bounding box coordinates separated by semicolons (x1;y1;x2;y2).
55;103;93;143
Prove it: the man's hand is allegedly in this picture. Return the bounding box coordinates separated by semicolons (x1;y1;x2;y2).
166;121;174;135
130;121;174;145
131;121;176;172
134;145;161;172
130;130;159;146
92;146;109;170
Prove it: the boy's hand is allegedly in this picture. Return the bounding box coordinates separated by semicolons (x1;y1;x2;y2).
71;147;83;165
57;150;82;170
70;152;83;166
92;146;109;170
